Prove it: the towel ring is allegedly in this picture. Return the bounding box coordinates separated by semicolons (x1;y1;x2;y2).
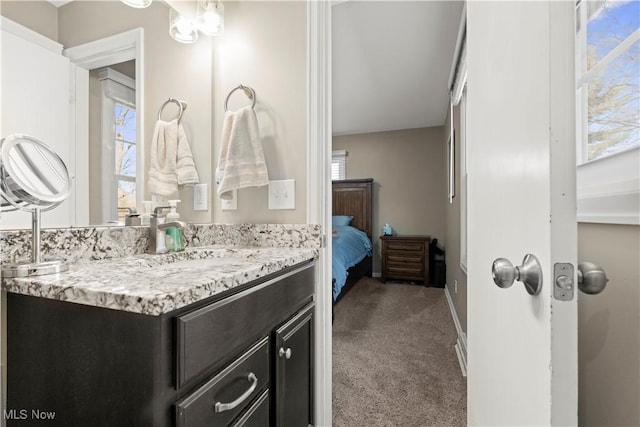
158;98;188;123
224;84;256;112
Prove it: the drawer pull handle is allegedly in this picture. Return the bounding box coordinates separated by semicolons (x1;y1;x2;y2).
279;347;292;359
214;373;258;413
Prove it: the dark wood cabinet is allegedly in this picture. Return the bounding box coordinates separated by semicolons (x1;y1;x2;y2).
380;235;430;284
6;262;315;427
273;303;314;427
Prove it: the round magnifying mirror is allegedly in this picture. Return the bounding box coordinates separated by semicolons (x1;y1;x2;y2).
0;134;71;212
0;134;72;277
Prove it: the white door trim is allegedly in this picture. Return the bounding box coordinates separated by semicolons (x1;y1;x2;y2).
64;28;145;225
549;2;579;423
307;1;332;425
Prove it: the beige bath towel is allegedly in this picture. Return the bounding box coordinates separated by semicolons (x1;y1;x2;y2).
148;119;199;197
215;106;269;200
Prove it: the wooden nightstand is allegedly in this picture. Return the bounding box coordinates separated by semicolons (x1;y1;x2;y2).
380;235;431;284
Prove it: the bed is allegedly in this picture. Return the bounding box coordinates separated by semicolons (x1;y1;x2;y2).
332;178;374;303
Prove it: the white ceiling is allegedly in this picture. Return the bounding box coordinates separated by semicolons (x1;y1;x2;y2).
332;1;464;136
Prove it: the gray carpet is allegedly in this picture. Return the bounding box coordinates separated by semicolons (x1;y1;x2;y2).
332;277;467;427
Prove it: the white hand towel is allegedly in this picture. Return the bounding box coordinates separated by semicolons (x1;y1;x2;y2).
215;106;269;200
176;123;200;186
148;119;199;197
148;120;178;196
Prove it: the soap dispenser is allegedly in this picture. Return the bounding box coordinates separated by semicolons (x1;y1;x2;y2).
140;201;154;226
165;200;185;252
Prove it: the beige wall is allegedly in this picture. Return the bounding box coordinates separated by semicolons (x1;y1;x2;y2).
0;1;58;41
110;60;136;79
443;104;467;332
333;127;446;274
211;1;308;224
578;223;640;426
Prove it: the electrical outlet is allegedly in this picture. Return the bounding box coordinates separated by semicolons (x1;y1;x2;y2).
268;179;295;210
221;189;237;210
193;183;208;211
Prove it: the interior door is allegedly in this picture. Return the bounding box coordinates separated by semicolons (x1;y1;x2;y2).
0;18;73;228
466;2;577;426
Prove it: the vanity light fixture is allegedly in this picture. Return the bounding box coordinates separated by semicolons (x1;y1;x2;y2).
169;8;199;44
196;0;224;36
120;0;152;8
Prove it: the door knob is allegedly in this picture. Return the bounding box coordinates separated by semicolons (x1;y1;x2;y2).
492;254;543;295
578;262;608;294
279;347;292;359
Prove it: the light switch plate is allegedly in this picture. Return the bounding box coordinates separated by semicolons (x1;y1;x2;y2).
268;179;295;210
193;184;208;211
221;189;237;210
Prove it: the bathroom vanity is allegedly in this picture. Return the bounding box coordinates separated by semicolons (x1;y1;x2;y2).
3;245;317;427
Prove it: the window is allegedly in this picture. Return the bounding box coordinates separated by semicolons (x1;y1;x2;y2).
331;150;347;180
98;68;137;224
576;0;639;163
114;103;137;222
575;0;640;224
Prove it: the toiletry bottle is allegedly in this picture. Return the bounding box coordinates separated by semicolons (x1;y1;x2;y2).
140;201;153;226
156;214;168;254
165;200;185;252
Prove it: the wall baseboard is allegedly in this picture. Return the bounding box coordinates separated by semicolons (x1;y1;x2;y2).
445;285;467;377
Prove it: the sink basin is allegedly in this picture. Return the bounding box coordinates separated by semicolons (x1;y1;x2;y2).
153;256;250;271
129;246;268;272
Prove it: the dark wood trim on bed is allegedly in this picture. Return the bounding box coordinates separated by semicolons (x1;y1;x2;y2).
332;178;373;239
332;178;374;307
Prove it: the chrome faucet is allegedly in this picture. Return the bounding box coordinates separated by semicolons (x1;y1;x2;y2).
148;205;187;254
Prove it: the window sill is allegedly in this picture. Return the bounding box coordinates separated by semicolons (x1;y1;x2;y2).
577;147;640;225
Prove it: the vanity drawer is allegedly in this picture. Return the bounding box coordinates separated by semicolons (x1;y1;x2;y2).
231;389;269;427
175;337;269;427
176;262;314;388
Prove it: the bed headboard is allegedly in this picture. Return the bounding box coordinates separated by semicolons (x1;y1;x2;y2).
332;178;373;239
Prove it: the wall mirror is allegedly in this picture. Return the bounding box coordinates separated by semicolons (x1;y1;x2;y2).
0;134;71;276
1;1;212;230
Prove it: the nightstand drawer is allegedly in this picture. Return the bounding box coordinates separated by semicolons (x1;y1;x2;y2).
386;242;425;253
387;253;424;264
387;263;424;275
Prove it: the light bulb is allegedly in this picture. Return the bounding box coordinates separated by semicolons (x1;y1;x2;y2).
196;0;224;36
169;9;198;44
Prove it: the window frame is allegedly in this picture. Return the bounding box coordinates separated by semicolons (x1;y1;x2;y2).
331;149;347;181
98;68;137;223
575;0;640;225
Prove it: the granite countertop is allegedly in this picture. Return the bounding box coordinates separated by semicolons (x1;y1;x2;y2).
2;246;317;316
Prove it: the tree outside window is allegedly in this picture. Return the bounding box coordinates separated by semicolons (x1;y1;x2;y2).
577;0;639;163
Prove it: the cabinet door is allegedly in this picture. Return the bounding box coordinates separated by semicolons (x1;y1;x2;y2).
273;303;314;427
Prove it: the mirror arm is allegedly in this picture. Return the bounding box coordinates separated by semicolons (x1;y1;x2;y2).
32;208;41;264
